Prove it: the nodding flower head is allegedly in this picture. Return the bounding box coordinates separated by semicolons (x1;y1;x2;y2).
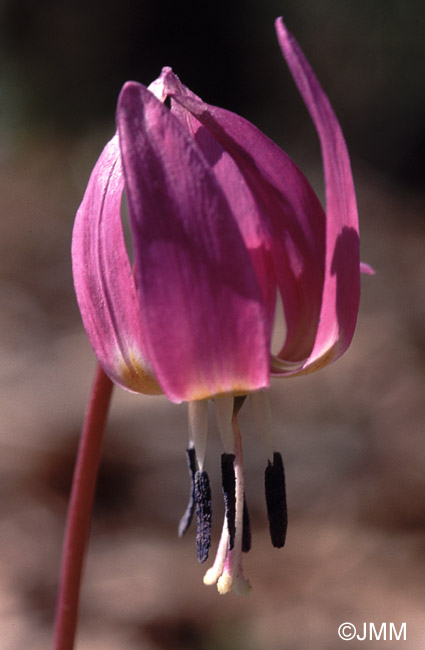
72;18;370;593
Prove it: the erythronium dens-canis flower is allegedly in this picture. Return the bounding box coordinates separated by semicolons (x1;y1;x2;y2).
71;18;371;595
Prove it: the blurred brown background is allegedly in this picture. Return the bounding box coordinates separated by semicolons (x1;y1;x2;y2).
1;0;424;648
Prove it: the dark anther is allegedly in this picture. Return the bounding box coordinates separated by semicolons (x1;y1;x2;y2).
221;453;236;549
233;395;247;417
242;495;251;553
194;470;212;563
178;447;197;538
265;451;288;548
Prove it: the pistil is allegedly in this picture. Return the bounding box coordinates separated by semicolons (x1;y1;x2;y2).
216;411;251;595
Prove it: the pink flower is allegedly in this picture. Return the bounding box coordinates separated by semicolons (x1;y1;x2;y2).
72;19;369;594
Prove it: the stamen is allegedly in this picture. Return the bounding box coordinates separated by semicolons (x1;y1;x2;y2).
242;495;251;553
216;415;251;595
188;400;208;470
194;470;212;563
234;398;251;553
265;451;288;548
203;399;252;594
178;447;197;538
221;453;236;549
214;396;234;453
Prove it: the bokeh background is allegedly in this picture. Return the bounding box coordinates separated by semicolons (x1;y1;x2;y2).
1;0;424;648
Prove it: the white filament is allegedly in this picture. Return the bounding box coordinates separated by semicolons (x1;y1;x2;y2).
213;396;234;453
188;400;209;470
217;417;251;595
203;416;252;595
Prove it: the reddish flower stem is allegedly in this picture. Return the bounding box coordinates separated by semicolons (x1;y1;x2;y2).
53;364;114;650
